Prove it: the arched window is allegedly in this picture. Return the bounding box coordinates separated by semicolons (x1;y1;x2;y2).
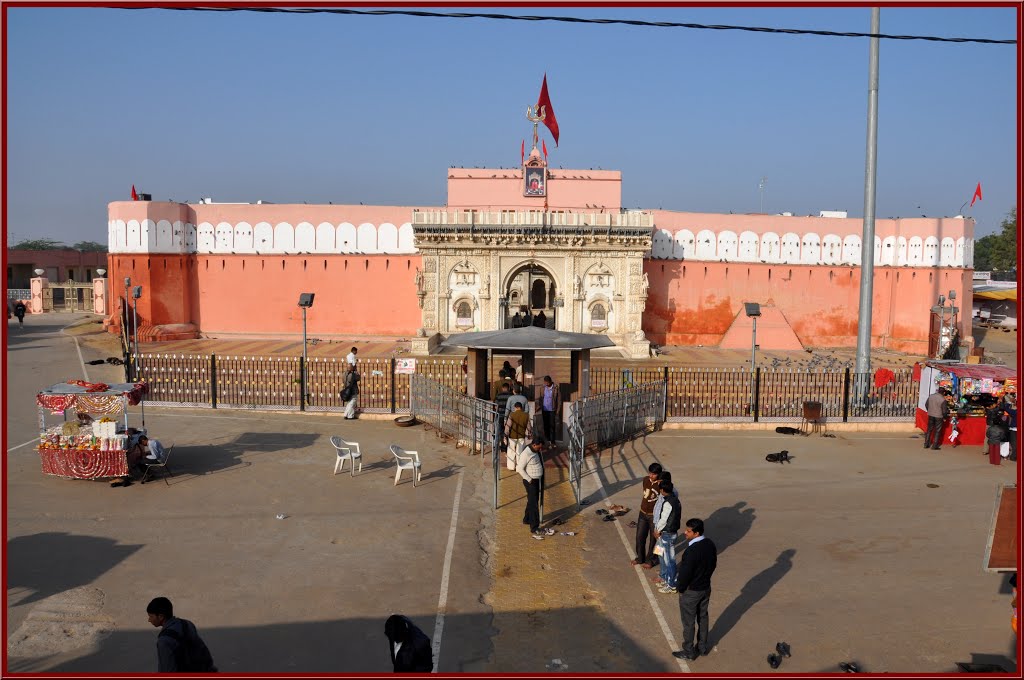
455;301;473;328
509;290;520;306
591;303;607;329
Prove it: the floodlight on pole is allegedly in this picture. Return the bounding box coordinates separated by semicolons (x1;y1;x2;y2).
298;293;315;410
745;303;761;413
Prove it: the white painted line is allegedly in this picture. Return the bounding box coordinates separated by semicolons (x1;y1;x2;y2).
7;438;41;453
431;470;464;673
581;455;689;672
72;335;89;382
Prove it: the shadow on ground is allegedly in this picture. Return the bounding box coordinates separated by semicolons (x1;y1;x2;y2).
7;607;665;674
7;533;143;606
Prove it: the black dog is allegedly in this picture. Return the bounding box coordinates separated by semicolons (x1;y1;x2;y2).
765;450;791;464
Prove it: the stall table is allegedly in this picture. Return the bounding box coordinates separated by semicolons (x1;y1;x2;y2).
36;381;148;480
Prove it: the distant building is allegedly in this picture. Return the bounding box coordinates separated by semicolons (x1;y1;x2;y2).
7;249;107;290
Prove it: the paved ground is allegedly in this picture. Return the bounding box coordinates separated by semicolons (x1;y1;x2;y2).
5;312;1019;674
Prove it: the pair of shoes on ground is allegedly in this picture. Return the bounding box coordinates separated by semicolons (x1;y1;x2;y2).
657;583;677;594
531;530;545;540
767;642;792;669
672;649;704;661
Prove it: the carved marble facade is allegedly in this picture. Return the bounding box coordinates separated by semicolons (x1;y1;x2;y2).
410;210;654;358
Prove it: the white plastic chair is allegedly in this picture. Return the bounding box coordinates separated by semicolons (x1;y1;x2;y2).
331;436;363;477
389;444;422;486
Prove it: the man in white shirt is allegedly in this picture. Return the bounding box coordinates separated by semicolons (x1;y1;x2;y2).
139;435;166;462
346;347;358;366
516;440;545;538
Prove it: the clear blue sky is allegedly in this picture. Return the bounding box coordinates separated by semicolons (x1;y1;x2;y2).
5;5;1018;246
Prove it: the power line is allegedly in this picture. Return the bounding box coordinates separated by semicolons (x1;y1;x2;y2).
117;6;1016;45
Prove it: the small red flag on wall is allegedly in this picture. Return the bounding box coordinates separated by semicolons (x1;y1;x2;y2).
542;139;548;161
970;182;982;207
131;184;138;201
520;139;525;165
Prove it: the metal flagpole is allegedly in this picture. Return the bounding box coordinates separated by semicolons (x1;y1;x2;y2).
854;7;881;406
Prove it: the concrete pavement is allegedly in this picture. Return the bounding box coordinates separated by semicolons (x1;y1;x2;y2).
5;312;1019;673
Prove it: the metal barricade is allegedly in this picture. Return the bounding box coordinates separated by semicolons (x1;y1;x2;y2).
410;372;501;508
566;381;666;509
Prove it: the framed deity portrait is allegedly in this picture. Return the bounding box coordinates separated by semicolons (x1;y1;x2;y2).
524;168;546;197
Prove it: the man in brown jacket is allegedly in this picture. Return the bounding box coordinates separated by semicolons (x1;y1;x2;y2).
633;462;664;569
504;401;533;471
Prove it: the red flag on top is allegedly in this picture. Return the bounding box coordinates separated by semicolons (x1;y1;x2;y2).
536;74;559;147
970;182;983;207
131;184;138;201
520;139;525;165
542;139;548;161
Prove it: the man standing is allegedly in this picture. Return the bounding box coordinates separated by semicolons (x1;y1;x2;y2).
494;383;513;454
13;300;26;326
146;597;217;672
505;384;529;423
342;363;360;419
346;346;358;366
384;614;433;672
536;375;561;449
923;387;950;450
504;401;533;471
516;438;545;539
632;463;663;569
654;481;681;594
671;518;718;662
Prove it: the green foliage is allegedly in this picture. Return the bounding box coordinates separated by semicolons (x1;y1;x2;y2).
974;208;1018;272
11;238;67;250
72;241;108;252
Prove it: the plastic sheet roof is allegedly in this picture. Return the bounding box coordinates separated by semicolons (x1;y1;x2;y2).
440;327;617;351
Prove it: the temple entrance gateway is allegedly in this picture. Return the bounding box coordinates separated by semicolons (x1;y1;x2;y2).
410;209;654;358
506;263;557;330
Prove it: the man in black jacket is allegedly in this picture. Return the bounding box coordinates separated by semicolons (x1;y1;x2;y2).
384;614;433;672
146;597;217;672
671;518;718;661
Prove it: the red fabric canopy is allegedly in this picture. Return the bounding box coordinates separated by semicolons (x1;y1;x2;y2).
925;362;1016;381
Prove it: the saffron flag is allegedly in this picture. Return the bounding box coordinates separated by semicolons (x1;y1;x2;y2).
131;184;138;201
536;74;559;147
542;139;548;160
521;139;525;165
970;182;982;207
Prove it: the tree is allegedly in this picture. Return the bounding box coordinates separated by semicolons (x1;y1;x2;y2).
10;238;67;250
72;241;108;252
973;208;1017;273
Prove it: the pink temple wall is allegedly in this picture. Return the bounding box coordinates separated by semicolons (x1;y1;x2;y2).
642;260;972;353
108;253;423;338
447;168;622;210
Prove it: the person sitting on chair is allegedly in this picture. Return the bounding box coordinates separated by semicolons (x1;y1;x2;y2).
139;435;166;463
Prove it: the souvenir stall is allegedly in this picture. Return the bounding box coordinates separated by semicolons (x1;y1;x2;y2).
915;362;1017;446
36;380;148;479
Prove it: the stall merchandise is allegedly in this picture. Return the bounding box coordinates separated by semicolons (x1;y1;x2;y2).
915;363;1016;446
36;381;148;480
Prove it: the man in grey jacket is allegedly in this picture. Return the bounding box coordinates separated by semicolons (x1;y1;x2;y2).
146;597;217;672
924;387;950;450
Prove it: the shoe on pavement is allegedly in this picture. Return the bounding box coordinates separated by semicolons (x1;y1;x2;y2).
658;584;677;594
672;650;697;661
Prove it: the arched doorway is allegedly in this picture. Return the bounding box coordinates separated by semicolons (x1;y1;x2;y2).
504;262;557;330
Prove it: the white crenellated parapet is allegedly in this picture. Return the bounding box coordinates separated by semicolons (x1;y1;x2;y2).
645;228;973;268
108;220;419;255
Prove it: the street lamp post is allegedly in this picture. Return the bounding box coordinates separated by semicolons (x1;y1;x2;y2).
744;303;761;413
123;277;132;380
131;284;146;428
298;293;315;410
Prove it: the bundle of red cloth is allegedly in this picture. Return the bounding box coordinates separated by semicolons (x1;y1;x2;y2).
66;379;111;393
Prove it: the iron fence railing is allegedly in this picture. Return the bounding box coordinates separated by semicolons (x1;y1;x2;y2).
132;353;920;424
